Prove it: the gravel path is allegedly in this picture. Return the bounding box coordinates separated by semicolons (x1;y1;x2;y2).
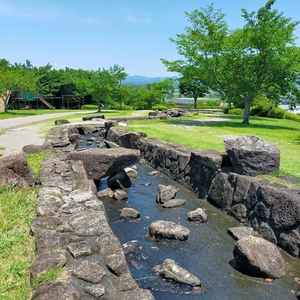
0;112;82;158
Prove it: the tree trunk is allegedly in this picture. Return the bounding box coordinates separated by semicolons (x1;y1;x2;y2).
242;99;251;124
97;99;102;112
193;96;197;109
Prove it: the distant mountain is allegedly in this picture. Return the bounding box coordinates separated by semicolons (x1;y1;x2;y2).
123;75;178;86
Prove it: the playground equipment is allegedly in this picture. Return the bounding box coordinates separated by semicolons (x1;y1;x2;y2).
9;91;84;110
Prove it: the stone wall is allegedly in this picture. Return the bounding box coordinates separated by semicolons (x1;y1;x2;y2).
106;127;300;258
30;125;154;300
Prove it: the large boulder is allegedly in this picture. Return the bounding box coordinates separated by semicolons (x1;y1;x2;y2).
224;135;280;176
0;153;35;188
233;236;285;279
153;259;201;286
66;148;140;179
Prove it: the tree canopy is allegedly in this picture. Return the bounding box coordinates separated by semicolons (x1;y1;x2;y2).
162;0;300;124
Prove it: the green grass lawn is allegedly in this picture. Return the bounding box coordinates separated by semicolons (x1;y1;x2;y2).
126;113;300;181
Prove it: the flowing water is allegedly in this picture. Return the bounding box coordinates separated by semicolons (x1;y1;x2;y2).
79;133;300;299
98;163;300;300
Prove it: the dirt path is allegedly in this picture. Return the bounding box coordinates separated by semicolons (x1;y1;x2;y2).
0;112;82;158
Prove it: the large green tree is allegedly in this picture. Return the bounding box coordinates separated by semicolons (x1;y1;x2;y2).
0;59;39;112
162;0;300;124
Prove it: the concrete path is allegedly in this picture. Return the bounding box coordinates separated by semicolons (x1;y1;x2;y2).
0;112;83;158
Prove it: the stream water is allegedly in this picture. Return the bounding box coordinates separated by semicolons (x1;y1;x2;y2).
79;132;300;299
98;163;300;300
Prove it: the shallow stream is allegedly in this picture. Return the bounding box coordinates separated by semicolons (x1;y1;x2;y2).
98;163;300;300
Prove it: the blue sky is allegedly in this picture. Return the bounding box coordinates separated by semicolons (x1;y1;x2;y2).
0;0;299;77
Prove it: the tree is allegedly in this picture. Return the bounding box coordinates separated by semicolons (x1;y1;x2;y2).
153;78;175;103
0;59;39;112
162;1;300;124
110;64;128;109
89;68;118;112
178;67;209;108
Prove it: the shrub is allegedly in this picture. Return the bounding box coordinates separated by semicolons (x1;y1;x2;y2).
152;104;168;111
107;102;134;110
284;112;300;122
267;107;285;119
228;108;244;115
81;104;98;110
166;101;176;108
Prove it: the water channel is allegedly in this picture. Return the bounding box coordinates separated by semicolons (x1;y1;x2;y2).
80;132;300;299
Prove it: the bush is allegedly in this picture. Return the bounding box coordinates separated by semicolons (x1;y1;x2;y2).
152;104;168;111
228;108;244;115
165;101;176;108
250;105;285;119
267;107;285;119
107;102;134;110
81;104;98;110
284;112;300;122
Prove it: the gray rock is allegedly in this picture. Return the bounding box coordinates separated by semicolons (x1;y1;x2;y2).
97;188;113;198
207;172;234;209
228;227;254;240
85;284;105;297
55;119;70;125
31;281;81;300
114;289;155;300
156;184;177;204
35;231;61;254
190;148;225;171
73;260;106;283
278;230;300;257
66;240;92;258
105;251;129;276
0;153;35;188
96;233;122;255
22;144;49;154
229;203;247;223
233;236;285;278
68;209;110;236
36;195;64;216
124;167;138;178
114;272;138;292
38;187;62;197
122;240;139;254
187;208;208;222
59;202;85;215
258;222;277;244
224;135;280;176
67;147;140;179
30;250;66;280
120;208;140;219
113;189;128;201
271;191;300;229
69;188;97;203
162;199;186;208
149;220;190;241
30;217;62;234
153;259;201;286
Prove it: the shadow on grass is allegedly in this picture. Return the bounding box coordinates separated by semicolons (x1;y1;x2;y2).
166;115;300;132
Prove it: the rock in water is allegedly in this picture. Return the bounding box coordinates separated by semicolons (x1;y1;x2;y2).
153;259;201;286
233;236;285;279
